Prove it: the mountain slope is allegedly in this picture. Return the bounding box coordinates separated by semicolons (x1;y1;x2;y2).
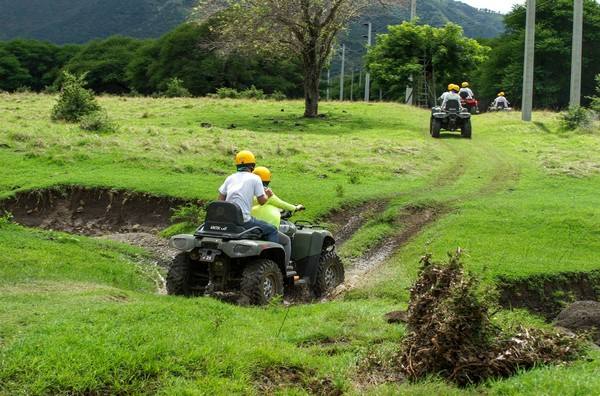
1;0;503;44
0;0;196;44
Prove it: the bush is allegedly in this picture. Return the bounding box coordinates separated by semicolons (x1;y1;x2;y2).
239;85;266;100
79;111;118;133
560;106;592;131
215;87;240;99
163;77;191;98
589;74;600;112
51;71;100;122
270;90;287;101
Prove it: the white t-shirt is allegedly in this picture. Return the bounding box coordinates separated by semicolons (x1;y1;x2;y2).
219;171;265;222
459;87;474;98
493;96;510;107
442;92;462;110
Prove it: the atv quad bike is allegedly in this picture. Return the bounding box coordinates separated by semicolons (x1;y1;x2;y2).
166;201;344;305
430;98;472;139
459;91;480;115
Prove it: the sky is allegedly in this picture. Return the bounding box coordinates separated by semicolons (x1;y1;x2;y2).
460;0;525;14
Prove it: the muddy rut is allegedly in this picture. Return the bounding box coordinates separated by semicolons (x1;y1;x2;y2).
330;205;443;298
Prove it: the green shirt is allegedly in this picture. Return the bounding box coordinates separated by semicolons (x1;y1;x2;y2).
252;193;296;228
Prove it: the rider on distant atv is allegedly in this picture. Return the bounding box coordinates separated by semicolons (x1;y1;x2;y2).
440;84;462;110
459;82;474;99
492;92;510;110
459;82;479;114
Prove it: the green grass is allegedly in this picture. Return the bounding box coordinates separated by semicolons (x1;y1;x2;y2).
1;93;600;394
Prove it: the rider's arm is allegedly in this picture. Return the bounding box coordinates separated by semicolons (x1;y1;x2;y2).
253;177;269;205
257;195;268;205
268;194;297;212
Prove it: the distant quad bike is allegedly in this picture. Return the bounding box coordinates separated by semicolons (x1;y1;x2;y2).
430;97;472;139
488;102;513;112
167;201;344;305
459;91;480;114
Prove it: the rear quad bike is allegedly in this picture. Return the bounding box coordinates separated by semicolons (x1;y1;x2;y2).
166;201;345;305
430;98;472;139
488;102;513;112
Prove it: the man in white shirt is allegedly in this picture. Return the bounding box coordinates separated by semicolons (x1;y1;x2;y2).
459;82;474;99
492;92;510;109
217;150;279;243
441;84;462;110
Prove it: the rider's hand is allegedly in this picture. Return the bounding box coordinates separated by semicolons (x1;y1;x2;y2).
295;204;305;212
264;188;273;198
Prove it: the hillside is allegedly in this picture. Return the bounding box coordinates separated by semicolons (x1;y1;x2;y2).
0;0;503;44
0;0;196;44
1;94;600;394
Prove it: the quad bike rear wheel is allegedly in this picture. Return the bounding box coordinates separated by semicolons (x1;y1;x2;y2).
313;249;345;298
461;119;472;139
240;259;284;305
431;118;442;138
166;253;209;296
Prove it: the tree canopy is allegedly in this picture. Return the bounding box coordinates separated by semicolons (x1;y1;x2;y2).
474;0;600;109
365;22;489;102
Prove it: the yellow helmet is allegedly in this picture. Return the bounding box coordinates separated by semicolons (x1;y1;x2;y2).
447;84;454;91
235;150;256;166
253;166;272;182
462;82;469;88
498;92;505;97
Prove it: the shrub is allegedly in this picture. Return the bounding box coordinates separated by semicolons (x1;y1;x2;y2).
239;85;266;100
79;111;118;133
51;71;100;122
163;77;191;98
215;87;240;99
560;106;592;131
270;90;287;101
171;204;206;225
589;74;600;112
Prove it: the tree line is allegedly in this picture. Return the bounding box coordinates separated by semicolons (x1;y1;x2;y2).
0;23;304;97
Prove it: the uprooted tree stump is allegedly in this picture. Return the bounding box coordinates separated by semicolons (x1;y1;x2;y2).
400;249;584;386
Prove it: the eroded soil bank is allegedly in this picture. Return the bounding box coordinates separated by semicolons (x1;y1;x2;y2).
1;186;190;235
498;270;600;320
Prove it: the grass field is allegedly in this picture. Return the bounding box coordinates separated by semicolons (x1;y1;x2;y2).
1;93;600;395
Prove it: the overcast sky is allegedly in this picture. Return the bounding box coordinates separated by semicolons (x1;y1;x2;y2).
460;0;525;14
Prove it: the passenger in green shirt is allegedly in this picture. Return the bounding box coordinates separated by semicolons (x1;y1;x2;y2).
252;166;304;265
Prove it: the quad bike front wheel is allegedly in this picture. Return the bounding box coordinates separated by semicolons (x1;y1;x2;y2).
461;119;472;139
240;259;284;305
166;253;209;296
431;118;442;138
313;249;345;298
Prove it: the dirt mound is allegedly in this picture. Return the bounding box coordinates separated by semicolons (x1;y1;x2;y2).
400;250;583;386
555;301;600;345
1;186;190;235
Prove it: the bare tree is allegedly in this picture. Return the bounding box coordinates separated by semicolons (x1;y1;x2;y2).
194;0;404;117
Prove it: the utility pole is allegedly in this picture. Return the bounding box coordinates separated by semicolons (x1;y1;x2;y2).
350;69;355;101
326;69;330;101
339;44;346;101
364;22;372;102
405;0;417;105
521;0;536;122
570;0;583;107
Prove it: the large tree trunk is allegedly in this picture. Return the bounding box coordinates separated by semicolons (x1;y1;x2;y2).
303;44;321;118
304;67;320;118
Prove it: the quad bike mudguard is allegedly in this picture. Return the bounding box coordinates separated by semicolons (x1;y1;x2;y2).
290;226;335;285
